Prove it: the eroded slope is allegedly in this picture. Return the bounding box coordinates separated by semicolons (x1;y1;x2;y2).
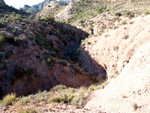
84;15;150;112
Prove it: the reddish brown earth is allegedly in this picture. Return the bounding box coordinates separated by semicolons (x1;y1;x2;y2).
0;16;103;97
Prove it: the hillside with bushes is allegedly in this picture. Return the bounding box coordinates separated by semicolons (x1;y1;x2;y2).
1;0;150;112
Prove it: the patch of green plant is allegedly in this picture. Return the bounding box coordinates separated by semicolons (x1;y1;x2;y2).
50;85;67;92
97;7;104;13
68;11;94;23
88;84;100;91
21;22;26;26
115;12;122;17
22;109;37;113
0;20;5;27
48;95;64;103
0;34;5;45
48;85;88;106
12;12;16;16
46;57;55;67
125;11;134;19
35;36;54;51
3;93;16;106
15;14;22;21
39;16;55;24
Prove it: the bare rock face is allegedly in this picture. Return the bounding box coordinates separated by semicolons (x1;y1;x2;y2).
55;2;78;21
0;0;5;4
84;15;150;112
37;1;60;17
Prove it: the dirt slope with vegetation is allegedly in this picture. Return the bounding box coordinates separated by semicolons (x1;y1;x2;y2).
1;0;150;113
0;2;106;112
0;3;106;98
84;15;150;113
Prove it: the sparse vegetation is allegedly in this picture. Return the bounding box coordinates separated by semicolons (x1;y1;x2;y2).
0;34;4;43
3;94;16;106
0;85;88;107
97;6;105;14
1;0;150;112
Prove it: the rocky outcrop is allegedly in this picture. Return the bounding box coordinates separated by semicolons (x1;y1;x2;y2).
37;1;61;17
55;2;78;21
84;15;150;112
23;5;31;11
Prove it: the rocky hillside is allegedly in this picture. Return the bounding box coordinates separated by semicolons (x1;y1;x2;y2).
36;1;65;18
23;0;76;14
1;0;150;113
38;0;103;21
38;0;150;36
0;3;106;99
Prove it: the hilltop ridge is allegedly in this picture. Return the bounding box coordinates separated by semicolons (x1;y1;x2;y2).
23;0;76;14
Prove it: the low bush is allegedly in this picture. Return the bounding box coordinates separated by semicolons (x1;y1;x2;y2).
3;94;16;106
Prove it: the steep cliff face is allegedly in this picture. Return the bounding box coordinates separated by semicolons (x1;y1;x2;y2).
84;15;150;112
0;0;5;5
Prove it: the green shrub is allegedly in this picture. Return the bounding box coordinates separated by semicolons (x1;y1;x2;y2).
21;22;26;26
115;12;122;17
0;20;5;27
50;85;67;92
0;34;4;42
17;96;30;105
126;11;134;19
48;95;64;103
3;94;16;106
12;12;16;16
48;86;88;106
15;14;22;21
88;84;100;91
80;19;84;23
40;16;55;24
97;6;105;13
22;109;37;113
